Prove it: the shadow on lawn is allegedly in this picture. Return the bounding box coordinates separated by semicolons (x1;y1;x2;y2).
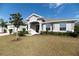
11;37;22;42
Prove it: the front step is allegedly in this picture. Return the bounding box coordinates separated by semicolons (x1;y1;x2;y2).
28;29;39;35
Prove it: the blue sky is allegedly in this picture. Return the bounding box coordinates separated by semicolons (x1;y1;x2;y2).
0;3;79;21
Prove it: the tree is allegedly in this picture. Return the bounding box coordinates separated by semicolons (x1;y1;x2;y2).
9;13;24;40
0;19;6;33
74;25;79;33
74;21;79;33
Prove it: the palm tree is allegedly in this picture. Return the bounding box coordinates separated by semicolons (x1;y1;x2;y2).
9;13;24;40
0;19;6;33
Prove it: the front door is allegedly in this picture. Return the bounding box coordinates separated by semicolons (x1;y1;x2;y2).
36;25;39;32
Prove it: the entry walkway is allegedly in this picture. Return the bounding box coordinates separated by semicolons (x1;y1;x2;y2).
29;29;39;35
0;33;9;36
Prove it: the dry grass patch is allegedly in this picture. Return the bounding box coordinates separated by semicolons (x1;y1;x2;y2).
0;35;79;56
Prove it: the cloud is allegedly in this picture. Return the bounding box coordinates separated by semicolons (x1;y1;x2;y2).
55;3;63;8
48;3;65;17
56;4;65;14
49;3;55;8
49;3;63;9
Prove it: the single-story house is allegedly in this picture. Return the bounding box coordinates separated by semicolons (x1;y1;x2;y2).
0;13;78;35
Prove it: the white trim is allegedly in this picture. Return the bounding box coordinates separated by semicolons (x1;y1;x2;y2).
25;13;43;21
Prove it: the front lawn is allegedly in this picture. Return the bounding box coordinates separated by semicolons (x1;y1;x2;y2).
0;35;79;56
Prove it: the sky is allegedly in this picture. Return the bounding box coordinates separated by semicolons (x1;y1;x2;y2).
0;3;79;21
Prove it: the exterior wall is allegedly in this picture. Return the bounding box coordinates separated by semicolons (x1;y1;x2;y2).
29;16;38;22
53;23;75;32
66;23;74;32
0;26;3;33
53;23;60;32
0;22;75;35
42;24;46;31
7;25;27;34
7;25;15;34
18;26;27;31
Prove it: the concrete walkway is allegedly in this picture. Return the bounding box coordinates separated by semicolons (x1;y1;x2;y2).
0;33;9;36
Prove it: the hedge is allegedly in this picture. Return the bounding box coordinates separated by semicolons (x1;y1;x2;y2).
40;31;78;37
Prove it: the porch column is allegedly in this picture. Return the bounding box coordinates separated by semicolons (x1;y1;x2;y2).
42;24;46;31
50;24;52;31
39;23;42;33
26;25;28;31
28;22;30;30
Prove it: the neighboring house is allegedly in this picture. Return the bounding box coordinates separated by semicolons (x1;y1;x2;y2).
0;13;78;35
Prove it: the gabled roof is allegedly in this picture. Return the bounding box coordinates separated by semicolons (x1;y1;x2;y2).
26;13;43;20
25;13;45;23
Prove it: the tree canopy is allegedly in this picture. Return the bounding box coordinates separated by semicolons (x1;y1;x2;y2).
9;13;24;28
0;18;6;27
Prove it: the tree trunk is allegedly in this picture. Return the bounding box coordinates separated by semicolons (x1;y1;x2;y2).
16;27;19;40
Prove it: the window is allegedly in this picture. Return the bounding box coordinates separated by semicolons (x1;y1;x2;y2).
46;23;53;31
46;24;50;31
60;23;66;31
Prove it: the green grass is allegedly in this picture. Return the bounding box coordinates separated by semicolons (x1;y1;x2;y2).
0;35;79;56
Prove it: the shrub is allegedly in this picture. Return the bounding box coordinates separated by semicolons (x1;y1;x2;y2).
22;28;28;34
74;25;79;33
68;32;78;37
41;31;48;35
41;31;67;36
41;31;78;37
25;31;28;34
9;29;13;34
50;32;68;36
47;31;53;35
22;28;26;34
18;31;25;36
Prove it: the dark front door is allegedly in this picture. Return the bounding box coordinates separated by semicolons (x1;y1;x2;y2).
36;25;39;32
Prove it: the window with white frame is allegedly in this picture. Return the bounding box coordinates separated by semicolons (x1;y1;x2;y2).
60;23;66;31
46;23;53;31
